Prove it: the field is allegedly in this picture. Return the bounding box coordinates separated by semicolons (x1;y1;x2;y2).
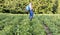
0;13;60;35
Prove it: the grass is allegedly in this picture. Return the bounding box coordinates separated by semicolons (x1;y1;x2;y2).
0;13;60;35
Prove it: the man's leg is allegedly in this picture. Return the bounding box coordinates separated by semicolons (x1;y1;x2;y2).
29;16;33;21
29;10;33;21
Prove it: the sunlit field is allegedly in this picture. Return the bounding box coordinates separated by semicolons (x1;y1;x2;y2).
0;13;60;35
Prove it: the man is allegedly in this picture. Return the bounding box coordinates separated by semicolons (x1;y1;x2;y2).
26;3;34;21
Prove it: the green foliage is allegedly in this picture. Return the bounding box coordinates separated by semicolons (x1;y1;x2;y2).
0;0;59;14
43;15;60;35
57;0;60;14
0;13;60;35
